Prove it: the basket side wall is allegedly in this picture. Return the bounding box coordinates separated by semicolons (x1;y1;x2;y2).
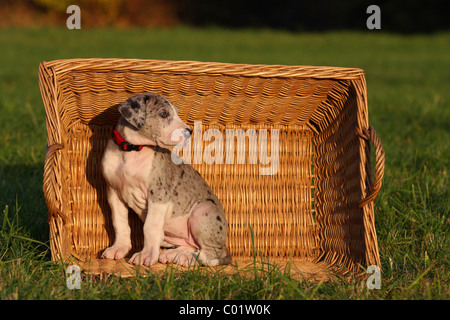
312;84;370;271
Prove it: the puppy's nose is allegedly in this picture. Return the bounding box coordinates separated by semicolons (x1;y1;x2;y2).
186;128;193;135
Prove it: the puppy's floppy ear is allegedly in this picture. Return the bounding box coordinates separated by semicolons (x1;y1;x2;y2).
118;94;149;129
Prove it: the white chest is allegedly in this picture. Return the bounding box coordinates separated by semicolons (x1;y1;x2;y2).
102;144;155;216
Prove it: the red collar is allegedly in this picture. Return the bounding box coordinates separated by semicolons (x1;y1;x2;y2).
110;126;144;152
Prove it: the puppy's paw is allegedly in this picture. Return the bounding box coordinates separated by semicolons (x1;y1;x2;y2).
159;249;199;267
101;244;131;260
128;248;159;267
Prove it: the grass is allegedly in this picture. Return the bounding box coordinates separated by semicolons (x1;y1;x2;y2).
0;27;449;300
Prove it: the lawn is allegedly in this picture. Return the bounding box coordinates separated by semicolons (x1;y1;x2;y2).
0;27;449;300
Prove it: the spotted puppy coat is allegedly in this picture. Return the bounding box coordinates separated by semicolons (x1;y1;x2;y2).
101;93;231;267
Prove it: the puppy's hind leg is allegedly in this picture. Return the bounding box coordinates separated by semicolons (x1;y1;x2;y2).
188;201;232;267
101;188;132;260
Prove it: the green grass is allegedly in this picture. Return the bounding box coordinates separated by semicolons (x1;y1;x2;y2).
0;27;449;300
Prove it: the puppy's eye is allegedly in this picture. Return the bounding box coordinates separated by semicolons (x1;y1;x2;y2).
159;110;169;118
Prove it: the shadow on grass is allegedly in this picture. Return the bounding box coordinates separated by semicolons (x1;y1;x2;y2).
0;163;48;243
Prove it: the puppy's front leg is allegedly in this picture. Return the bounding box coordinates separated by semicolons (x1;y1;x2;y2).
102;187;132;260
129;201;169;267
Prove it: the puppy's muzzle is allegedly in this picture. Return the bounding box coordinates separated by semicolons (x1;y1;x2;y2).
184;128;193;138
181;128;192;146
170;127;192;148
182;128;192;146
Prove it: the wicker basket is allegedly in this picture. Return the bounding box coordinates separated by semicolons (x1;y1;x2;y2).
39;58;384;279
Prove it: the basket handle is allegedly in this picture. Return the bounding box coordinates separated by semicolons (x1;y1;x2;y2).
43;143;68;224
357;126;385;208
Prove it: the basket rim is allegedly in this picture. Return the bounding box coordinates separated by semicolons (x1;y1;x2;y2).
40;58;365;80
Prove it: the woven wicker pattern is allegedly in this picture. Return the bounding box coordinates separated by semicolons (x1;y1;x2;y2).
39;58;384;275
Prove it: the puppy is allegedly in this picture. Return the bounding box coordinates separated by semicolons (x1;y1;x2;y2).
100;93;231;267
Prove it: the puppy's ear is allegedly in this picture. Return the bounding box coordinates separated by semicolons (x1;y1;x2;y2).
118;94;149;129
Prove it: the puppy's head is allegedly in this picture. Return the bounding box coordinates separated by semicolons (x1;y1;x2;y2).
118;93;191;148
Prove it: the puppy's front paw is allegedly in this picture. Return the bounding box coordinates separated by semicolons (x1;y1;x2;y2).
101;244;131;260
129;248;159;267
